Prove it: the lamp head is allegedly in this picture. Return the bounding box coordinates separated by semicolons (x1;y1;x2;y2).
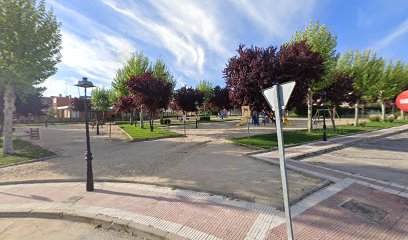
75;77;95;89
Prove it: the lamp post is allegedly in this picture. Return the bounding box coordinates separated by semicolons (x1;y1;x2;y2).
321;90;327;141
75;77;95;191
195;101;199;129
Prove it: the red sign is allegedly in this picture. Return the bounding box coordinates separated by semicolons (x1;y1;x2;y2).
396;90;408;112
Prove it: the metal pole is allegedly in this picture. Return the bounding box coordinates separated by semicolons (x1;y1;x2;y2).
273;84;294;240
247;116;251;150
84;88;94;192
196;110;198;129
323;95;327;141
109;120;112;139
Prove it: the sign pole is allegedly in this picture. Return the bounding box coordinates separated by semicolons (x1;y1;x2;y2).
247;116;251;150
273;84;294;240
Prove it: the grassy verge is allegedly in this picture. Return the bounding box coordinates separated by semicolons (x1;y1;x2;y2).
0;138;55;166
116;122;182;141
231;120;408;149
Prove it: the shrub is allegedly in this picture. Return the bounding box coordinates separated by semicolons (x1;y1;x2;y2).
384;116;394;122
358;121;367;127
368;115;381;122
160;119;171;125
200;116;210;121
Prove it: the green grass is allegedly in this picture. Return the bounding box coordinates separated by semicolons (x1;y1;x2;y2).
0;138;56;166
116;122;182;141
231;119;408;149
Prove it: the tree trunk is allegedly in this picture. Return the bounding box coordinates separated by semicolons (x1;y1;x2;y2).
401;110;405;120
130;110;133;125
149;113;154;132
354;102;359;126
331;106;336;130
307;88;313;132
134;110;137;126
140;107;144;128
380;101;386;121
3;83;15;155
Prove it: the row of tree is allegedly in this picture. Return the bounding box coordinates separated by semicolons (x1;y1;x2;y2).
109;53;231;131
223;21;408;132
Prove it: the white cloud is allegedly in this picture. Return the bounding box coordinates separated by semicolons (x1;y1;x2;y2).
100;0;230;78
372;18;408;50
230;0;317;38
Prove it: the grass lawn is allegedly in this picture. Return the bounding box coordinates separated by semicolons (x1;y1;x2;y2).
231;120;408;149
0;138;55;166
116;122;182;141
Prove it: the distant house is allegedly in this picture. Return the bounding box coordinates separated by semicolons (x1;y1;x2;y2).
50;94;114;121
50;94;74;118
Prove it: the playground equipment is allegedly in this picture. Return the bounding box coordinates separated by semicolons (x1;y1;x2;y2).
236;117;247;126
236;106;251;126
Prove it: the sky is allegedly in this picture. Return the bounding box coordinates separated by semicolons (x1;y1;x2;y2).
41;0;408;97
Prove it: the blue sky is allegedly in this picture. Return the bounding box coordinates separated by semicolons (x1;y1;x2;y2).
42;0;408;97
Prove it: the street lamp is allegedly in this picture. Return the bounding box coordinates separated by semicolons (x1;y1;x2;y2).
75;77;95;191
195;101;199;129
321;90;327;141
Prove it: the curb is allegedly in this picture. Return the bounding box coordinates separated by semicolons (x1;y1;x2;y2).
0;178;255;204
246;125;408;160
0;210;182;240
292;126;408;160
115;124;184;142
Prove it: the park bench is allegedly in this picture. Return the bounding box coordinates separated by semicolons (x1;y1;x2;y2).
29;128;40;139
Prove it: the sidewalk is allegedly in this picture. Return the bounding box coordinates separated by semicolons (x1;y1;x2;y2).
251;124;408;161
0;180;407;239
251;124;408;191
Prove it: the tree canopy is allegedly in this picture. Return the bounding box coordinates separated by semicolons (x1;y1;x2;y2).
172;87;204;113
0;0;62;154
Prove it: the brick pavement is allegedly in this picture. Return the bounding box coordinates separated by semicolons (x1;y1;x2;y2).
0;179;407;239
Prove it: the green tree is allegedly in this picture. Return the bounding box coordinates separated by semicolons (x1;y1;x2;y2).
196;80;214;112
374;60;407;119
112;52;174;127
0;0;62;154
290;21;338;132
91;87;112;121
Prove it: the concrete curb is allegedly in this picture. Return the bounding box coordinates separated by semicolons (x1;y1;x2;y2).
0;209;182;240
0;178;255;204
247;125;408;161
115;124;184;143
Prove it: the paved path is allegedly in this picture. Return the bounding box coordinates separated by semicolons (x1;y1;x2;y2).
1;124;320;207
303;132;408;185
0;218;136;240
0;180;406;239
252;124;408;191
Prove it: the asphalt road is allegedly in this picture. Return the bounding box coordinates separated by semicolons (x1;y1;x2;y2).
303;132;408;186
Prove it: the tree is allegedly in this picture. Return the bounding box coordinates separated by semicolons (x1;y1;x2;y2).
208;86;231;113
197;80;214;112
370;60;407;119
277;41;324;111
0;0;62;154
112;52;175;127
114;96;136;115
338;49;385;124
172;87;204;113
91;87;112;122
126;73;173;131
224;44;277;112
15;92;46;117
290;21;338;132
317;72;356;129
